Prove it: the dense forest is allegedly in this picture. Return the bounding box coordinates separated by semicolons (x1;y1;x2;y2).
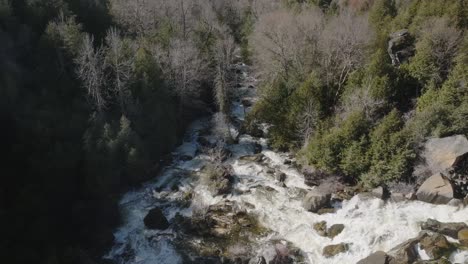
1;0;467;263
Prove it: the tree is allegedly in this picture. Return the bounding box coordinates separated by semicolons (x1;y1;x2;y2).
214;31;236;114
104;28;135;113
75;34;107;112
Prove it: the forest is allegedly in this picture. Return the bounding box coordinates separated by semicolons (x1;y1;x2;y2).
0;0;467;263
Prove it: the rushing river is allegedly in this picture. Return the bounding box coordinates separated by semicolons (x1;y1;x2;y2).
105;64;468;264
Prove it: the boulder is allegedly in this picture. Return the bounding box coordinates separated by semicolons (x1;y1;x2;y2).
357;251;395;264
302;189;331;213
322;243;349;258
144;207;170;230
327;224;345;239
416;173;454;204
276;172;287;183
422;135;468;175
413;259;451;264
458;228;468;246
269;243;294;264
421;219;468;239
313;221;327;237
317;208;336;215
388;233;426;264
388;29;414;66
419;233;454;259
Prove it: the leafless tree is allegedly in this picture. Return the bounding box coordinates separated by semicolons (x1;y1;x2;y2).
104;28;135;113
75;34;107;112
214;31;236;114
417;17;461;80
250;8;324;82
298;99;320;144
337;78;385;122
108;0;162;35
319;10;372;101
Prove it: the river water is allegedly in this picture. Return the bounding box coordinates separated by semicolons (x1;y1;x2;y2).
105;64;468;264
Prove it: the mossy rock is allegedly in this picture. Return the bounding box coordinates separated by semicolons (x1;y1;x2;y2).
419;233;455;259
313;221;327;237
458;228;468;247
327;224;345;239
322;243;349;258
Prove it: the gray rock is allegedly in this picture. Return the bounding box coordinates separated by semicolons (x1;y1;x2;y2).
302;189;331;213
419;233;454;259
144;207;170;230
388;232;427;264
276;172;287;183
416;173;454;204
390;192;407;203
327;224;345;239
423;135;468;175
421;219;468;239
388;29;414;66
357;251;395;264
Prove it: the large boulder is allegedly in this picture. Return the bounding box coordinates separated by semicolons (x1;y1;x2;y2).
144;207;170;230
388;29;414;66
357;251;395;264
302;189;331;213
327;224;345;239
322;243;349;258
422;135;468;175
416;173;454;204
388;233;426;264
421;219;468;239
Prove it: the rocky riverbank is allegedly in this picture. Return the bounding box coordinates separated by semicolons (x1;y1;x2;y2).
105;62;468;264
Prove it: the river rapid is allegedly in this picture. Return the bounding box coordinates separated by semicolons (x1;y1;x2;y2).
105;64;468;264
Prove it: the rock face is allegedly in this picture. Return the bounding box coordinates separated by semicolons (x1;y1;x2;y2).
421;219;468;239
416;174;454;204
144;207;170;230
302;189;331;213
357;251;395;264
322;243;349;258
388;29;414;66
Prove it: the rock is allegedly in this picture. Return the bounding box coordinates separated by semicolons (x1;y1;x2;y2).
283;159;292;165
322;243;349;258
421;219;468;239
144;207;170;230
317;208;336;215
388;29;414;66
357;251;395;264
447;198;463;207
302;189;331;213
458;228;468;246
313;221;328;237
269;243;293;264
253;142;263;154
390;192;407;203
276;172;287;183
422;135;468;175
240;153;265;163
388;233;426;264
416;173;454;204
371;186;388;199
248;85;255;89
327;224;345;239
419;233;454;259
247;124;264;138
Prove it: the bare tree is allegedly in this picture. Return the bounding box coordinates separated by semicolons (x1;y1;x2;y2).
298;99;320;144
319;10;372;101
417;17;461;81
337;77;385;122
214;31;236;114
104;28;135;113
75;34;107;112
250;8;324;82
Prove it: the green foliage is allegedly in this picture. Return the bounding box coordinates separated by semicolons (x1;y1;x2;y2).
306;111;370;174
362;110;416;186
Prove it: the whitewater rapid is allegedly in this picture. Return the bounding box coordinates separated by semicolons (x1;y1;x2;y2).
105;63;468;264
